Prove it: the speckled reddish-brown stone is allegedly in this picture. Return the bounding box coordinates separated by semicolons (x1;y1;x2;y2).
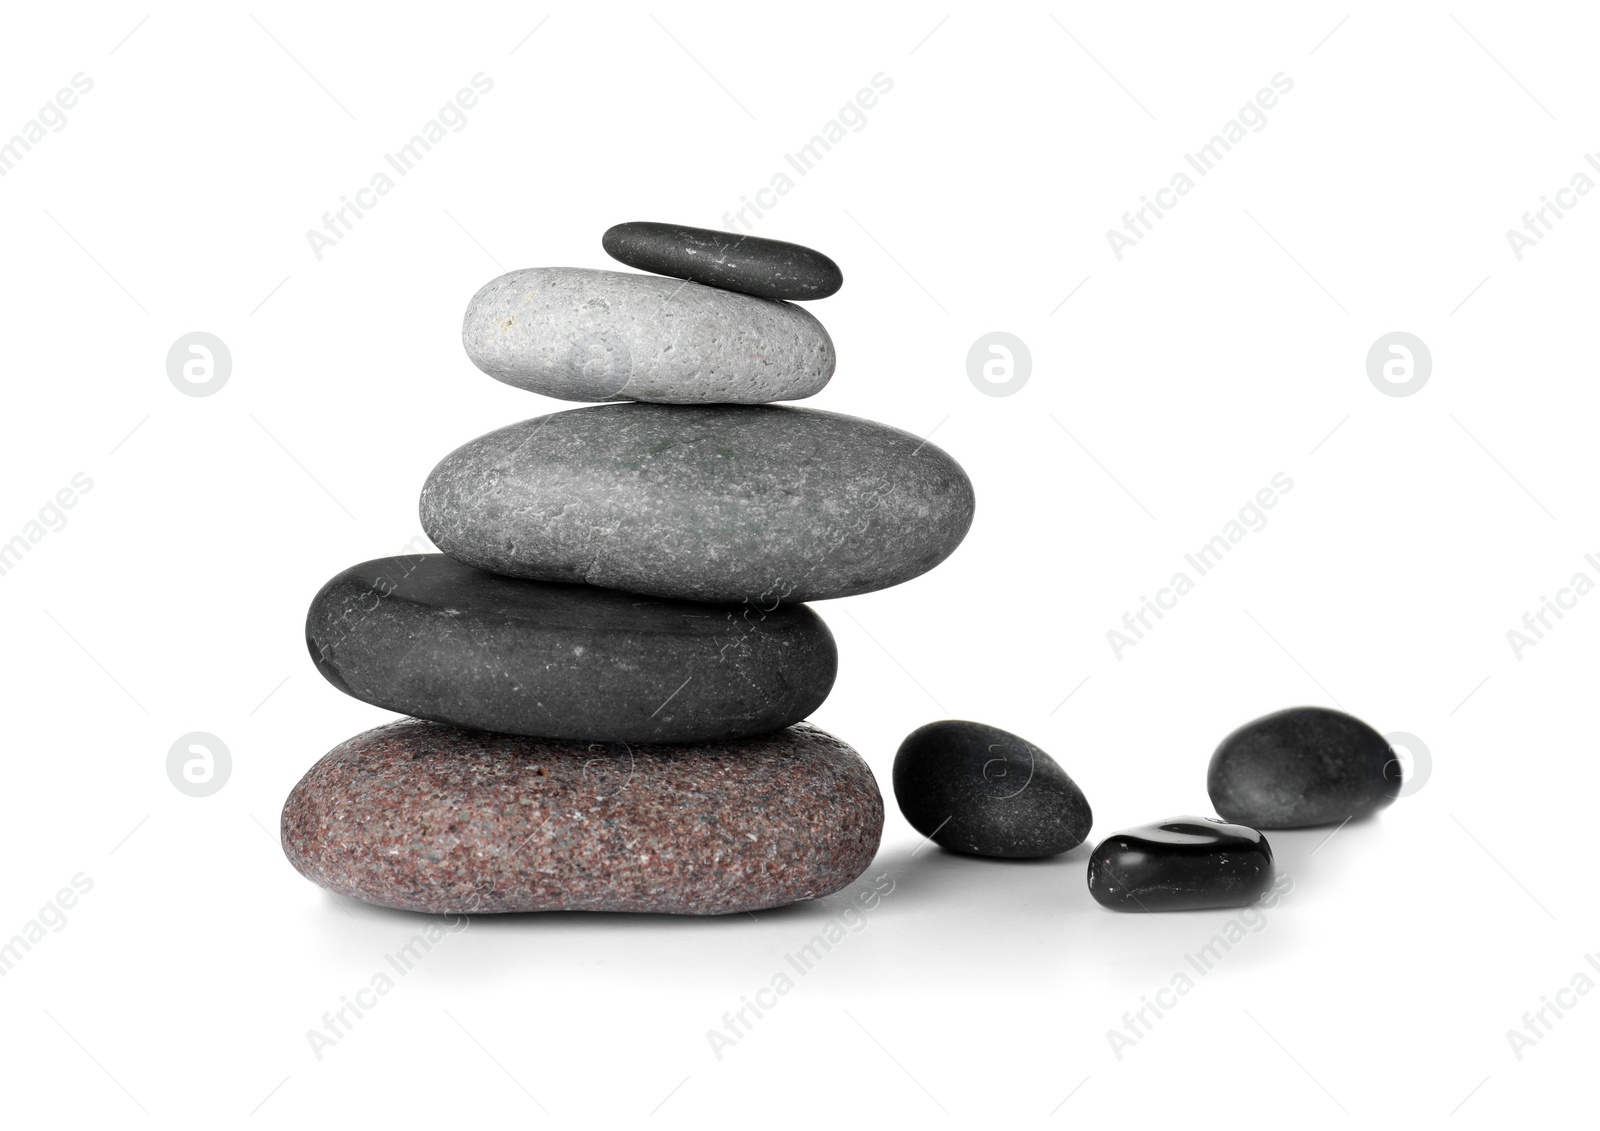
281;718;883;915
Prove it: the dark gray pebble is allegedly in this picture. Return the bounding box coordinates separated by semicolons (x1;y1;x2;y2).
892;720;1092;858
1207;706;1400;829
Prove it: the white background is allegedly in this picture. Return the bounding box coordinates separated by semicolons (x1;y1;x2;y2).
1;2;1593;1126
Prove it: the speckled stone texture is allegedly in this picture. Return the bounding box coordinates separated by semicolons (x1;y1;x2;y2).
892;720;1093;858
1207;706;1400;829
461;267;835;404
602;221;843;301
281;719;884;915
1087;816;1274;912
419;403;976;604
306;554;837;743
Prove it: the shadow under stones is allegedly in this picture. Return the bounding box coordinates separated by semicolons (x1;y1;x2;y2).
308;835;1093;938
300;815;1385;995
1261;813;1386;894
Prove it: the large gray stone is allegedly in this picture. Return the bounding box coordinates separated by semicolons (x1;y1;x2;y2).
281;718;884;915
462;266;835;404
307;554;837;743
419;403;976;604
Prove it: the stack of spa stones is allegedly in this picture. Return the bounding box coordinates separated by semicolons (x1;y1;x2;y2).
280;221;976;917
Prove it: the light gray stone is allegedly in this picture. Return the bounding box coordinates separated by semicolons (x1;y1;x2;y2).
419;403;976;604
461;266;836;404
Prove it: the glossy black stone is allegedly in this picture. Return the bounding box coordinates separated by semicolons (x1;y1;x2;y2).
306;554;837;743
892;720;1092;858
1087;816;1274;912
1207;706;1400;829
601;221;843;300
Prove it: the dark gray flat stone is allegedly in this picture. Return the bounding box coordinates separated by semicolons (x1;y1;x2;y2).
418;404;976;604
306;554;836;742
602;221;842;300
892;720;1093;858
1207;706;1400;828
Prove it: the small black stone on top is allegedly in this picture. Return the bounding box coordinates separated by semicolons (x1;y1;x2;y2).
602;220;843;301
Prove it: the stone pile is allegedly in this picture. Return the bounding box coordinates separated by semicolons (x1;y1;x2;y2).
281;221;976;915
